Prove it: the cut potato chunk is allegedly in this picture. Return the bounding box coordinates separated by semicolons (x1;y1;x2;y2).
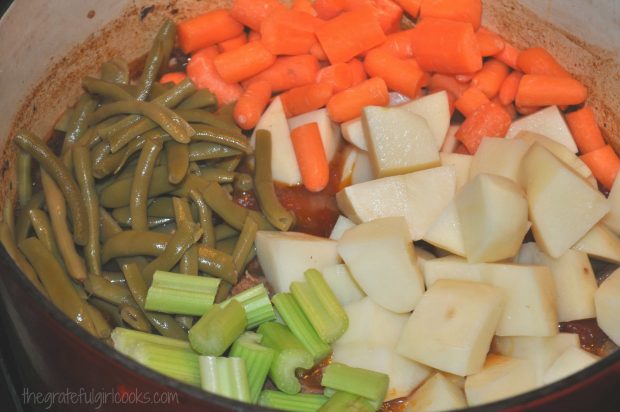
455;174;529;263
341;117;368;151
441;125;460;153
396;279;505;376
603;175;620;235
404;373;467;412
464;354;537;406
255;231;340;292
329;215;356;240
338;217;425;312
400;91;451;149
573;223;620;264
440;152;472;190
469;137;531;184
339;146;358;188
506;105;577;153
321;264;365;306
543;347;600;385
351;149;374;185
423;201;466;257
421;255;483;288
288;108;341;162
362;106;440;177
594;267;620;345
521;144;609;258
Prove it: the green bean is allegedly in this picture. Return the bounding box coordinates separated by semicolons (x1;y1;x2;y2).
54;108;74;133
254;130;295;231
166;141;189;184
85;302;113;339
92;142;127;179
176;109;240;134
14;131;88;245
135;20;175;100
18;237;96;335
100;166;175;208
112;212;174;228
141;221;202;284
14;191;44;242
3;197;14;236
28;209;62;263
99;207;122;242
121;262;149;308
197;244;237;284
180;245;198;276
82;77;134;101
90;297;123;327
177;89;217;110
233;216;259;272
217;102;236;129
120;304;153;332
217;156;242;172
107;119;160;153
234;173;254;192
84;275;133;306
188;142;242;161
214;223;239;241
188;189;215;247
102;271;125;285
191;124;251;153
216;237;237;255
130;136;164;231
112;129;162;174
199;168;236;184
215;281;233;303
73;146;101;275
144;311;187;340
41;171;88;281
101;230;171;262
112;197;175;224
100;58;129;84
0;222;46;295
62;94;98;153
172;197;193;223
17;150;32;207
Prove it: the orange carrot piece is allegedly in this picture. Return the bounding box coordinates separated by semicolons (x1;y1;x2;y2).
159;72;187;85
316;9;387;64
419;0;482;30
515;74;587;107
498;71;522;106
260;10;324;56
347;58;369;86
566;106;606;154
516;47;571;78
230;0;287;31
377;28;416;58
494;97;517;120
393;0;421;18
281;83;334;118
454;143;470;155
411;18;482;74
317;63;354;93
364;48;426;98
313;0;347;19
454;73;473;83
455;86;490;117
476;27;505;56
515;104;541;116
345;0;404;34
291;123;330;192
455;102;512;153
213;42;276;84
310;42;329;61
493;41;520;69
233;80;273;130
243;55;320;92
187;48;243;107
177;9;245;54
327;77;389;122
196;46;221;60
471;59;509;98
580;145;620;190
218;33;247;53
248;31;262;42
428;73;468;98
293;0;318;15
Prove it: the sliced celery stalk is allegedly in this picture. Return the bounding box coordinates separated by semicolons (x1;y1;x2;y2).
188;300;247;355
321;363;389;404
221;283;276;328
259;390;329;412
317;391;375;412
199;356;251;403
144;270;220;316
230;332;276;403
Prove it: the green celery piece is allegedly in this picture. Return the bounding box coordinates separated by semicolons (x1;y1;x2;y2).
321;363;388;404
257;322;313;394
221;283;276;328
131;342;201;386
111;327;191;356
144;270;220;316
199;356;251;403
318;391;375;412
259;390;329;412
290;269;348;343
188;300;247;355
272;293;331;362
230;332;276;403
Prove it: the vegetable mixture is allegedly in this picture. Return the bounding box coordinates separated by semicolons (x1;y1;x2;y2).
3;0;620;411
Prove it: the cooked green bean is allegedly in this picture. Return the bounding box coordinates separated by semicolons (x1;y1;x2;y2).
215;281;233;304
14;131;88;245
3;197;14;236
199;168;236;183
180;245;198;276
74;127;101;149
112;212;174;228
100;58;129;84
120;303;152;333
217;102;237;129
0;222;46;295
17;150;32;207
14;191;44;242
41;171;88;281
85;302;113;339
18;237;96;335
172;197;193;223
144;311;187;340
217;156;242;173
92;142;127;179
73;146;101;275
216;237;237;255
99;207;122;242
197;244;237;284
112;197;175;224
82;77;134;101
28;209;62;263
84;275;133;306
233;216;259;272
254;130;295;231
188;189;215;247
90;297;123;327
100;165;176;209
166;141;189;184
177;89;217;110
54;108;74;133
62;94;98;153
102;271;126;285
135;20;175;101
131;135;164;231
121;262;149;308
191;124;251;153
176;109;240;134
188;142;242;161
108;119;160;153
234;173;254;192
214;223;239;241
101;230;171;262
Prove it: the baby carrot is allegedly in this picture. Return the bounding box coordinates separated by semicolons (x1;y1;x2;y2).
230;0;286;31
393;0;422;18
177;9;245;54
455;86;490;117
498;71;522;106
515;74;587;107
243;55;320;92
516;47;571;78
313;0;347;19
428;73;468;98
566;106;606;154
290;123;330;192
261;10;324;56
476;27;505;57
580;145;620;190
454;73;473;83
293;0;318;15
493;41;520;69
419;0;483;30
515;104;541;116
280;83;334;118
327;77;389;122
348;59;368;86
187;48;243;106
471;59;509;98
377;28;416;58
310;42;329;61
214;42;276;84
317;63;354;93
248;31;262;42
455;102;512;153
159;72;186;85
359;0;404;34
316;9;387;64
364;48;426;98
218;33;247;53
233;80;272;130
411;18;482;74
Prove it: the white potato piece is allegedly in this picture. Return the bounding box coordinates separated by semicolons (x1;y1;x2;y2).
455;174;529;263
421;255;483;289
573;223;620;264
594;267;620;345
337;173;406;224
506;106;577;153
543;347;600;385
441;125;460;153
440;152;472;190
362;106;440;177
329;215;356;240
339;146;358;188
341;118;367;151
516;243;597;322
250;97;301;185
255;231;339;292
493;333;581;384
321;264;365;306
469;137;531;184
404;373;467;412
414;247;436;268
603;175;620;235
396;279;505;376
400;91;451;149
521;144;610;258
351;149;375;185
423;201;466;257
338;217;425;312
332;345;431;401
464;355;537;407
288;108;341;162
